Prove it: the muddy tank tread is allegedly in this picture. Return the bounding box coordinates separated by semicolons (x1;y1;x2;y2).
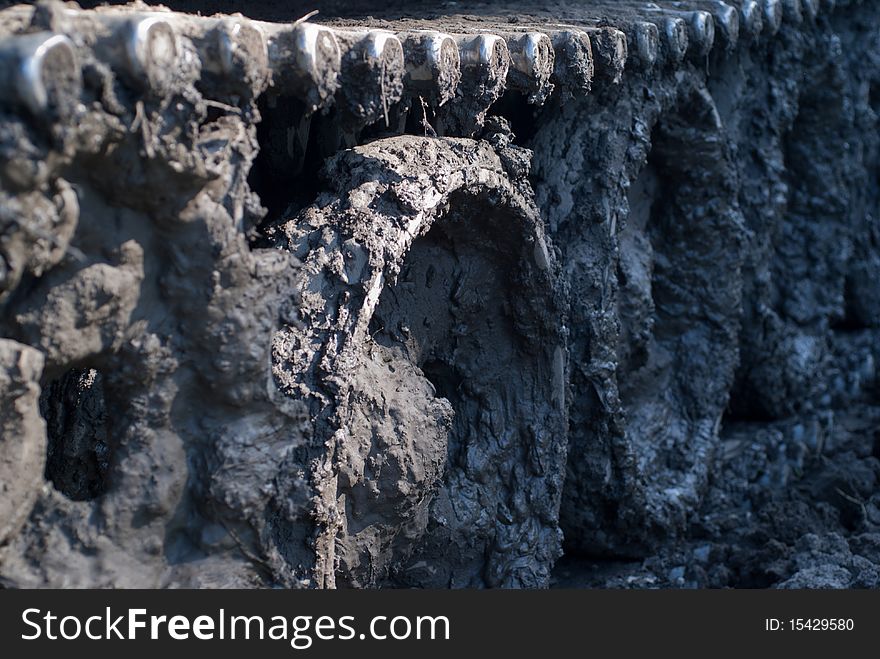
1;0;878;590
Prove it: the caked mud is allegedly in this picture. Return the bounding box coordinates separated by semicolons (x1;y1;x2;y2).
269;132;566;587
0;0;878;589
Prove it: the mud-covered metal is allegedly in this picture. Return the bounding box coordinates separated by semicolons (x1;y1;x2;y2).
500;31;555;104
440;33;510;134
1;0;879;592
334;30;405;129
399;30;461;106
263;20;341;112
0;32;80;120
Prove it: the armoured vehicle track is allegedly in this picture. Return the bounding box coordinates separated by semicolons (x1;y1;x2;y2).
1;0;879;589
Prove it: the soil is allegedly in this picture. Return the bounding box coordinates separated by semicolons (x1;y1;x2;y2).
0;0;878;589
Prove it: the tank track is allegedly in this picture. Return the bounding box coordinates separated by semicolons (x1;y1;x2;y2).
1;0;879;589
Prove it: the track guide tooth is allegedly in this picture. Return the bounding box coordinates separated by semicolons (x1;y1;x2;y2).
264;21;341;113
0;32;80;122
399;30;461;107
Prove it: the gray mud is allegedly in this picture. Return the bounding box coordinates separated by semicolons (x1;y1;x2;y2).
268;130;566;587
0;0;879;590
